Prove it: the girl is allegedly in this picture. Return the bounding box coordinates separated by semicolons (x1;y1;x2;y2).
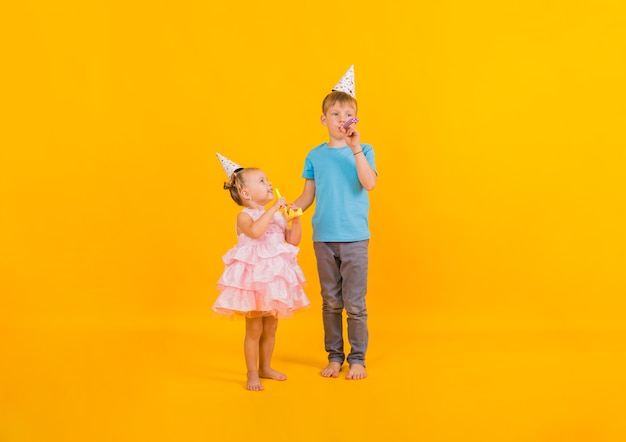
213;157;309;391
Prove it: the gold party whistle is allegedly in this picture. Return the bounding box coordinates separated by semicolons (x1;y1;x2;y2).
275;189;303;220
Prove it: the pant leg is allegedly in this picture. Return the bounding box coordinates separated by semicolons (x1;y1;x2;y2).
339;240;369;366
313;242;345;364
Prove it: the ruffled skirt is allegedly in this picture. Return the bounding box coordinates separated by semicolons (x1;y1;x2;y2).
213;242;309;318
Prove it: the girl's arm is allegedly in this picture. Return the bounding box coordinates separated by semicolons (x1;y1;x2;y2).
285;216;302;246
237;198;286;238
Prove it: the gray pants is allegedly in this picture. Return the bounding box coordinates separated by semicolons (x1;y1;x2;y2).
313;240;369;367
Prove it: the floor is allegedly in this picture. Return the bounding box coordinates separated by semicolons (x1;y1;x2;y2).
2;309;625;442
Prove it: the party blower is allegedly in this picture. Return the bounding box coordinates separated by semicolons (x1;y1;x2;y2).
275;189;303;220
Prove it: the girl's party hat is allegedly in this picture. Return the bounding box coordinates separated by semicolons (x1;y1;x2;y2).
332;65;355;98
216;152;243;179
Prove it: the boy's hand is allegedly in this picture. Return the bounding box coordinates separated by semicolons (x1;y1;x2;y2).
345;127;361;150
275;189;303;220
340;119;360;150
282;203;303;220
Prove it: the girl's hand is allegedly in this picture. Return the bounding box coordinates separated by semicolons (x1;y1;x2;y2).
272;196;287;212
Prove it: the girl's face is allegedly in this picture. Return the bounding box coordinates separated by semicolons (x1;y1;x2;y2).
241;170;274;205
321;101;357;139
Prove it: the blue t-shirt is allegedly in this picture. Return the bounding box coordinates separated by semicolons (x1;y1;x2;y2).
302;143;376;242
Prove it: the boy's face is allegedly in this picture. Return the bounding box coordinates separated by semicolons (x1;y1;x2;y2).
321;101;357;139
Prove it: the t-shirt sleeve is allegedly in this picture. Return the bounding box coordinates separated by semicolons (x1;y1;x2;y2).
302;155;315;179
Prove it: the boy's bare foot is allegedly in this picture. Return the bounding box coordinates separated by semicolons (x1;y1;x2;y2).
259;367;287;381
320;361;342;378
247;372;264;391
346;364;367;380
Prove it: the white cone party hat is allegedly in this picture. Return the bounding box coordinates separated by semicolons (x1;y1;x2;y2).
332;65;355;98
216;152;243;179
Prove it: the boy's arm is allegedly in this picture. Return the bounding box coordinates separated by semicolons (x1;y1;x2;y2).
346;128;377;191
294;179;316;211
354;150;377;191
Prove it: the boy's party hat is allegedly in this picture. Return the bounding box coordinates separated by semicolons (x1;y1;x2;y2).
216;152;243;179
332;65;355;98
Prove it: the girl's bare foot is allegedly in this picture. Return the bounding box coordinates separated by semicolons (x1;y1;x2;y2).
320;361;342;378
259;367;287;381
247;372;264;391
346;363;367;380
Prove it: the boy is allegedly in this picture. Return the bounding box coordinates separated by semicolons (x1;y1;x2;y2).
295;66;377;380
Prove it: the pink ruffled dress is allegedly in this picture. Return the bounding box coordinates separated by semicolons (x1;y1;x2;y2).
213;207;310;318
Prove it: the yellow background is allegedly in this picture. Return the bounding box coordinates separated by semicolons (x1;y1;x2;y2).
2;1;626;441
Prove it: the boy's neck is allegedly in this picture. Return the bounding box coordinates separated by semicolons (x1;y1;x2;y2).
327;137;348;148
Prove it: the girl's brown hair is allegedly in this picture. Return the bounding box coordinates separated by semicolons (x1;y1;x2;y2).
223;168;259;206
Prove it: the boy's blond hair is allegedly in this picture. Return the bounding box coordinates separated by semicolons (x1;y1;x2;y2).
322;91;358;115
